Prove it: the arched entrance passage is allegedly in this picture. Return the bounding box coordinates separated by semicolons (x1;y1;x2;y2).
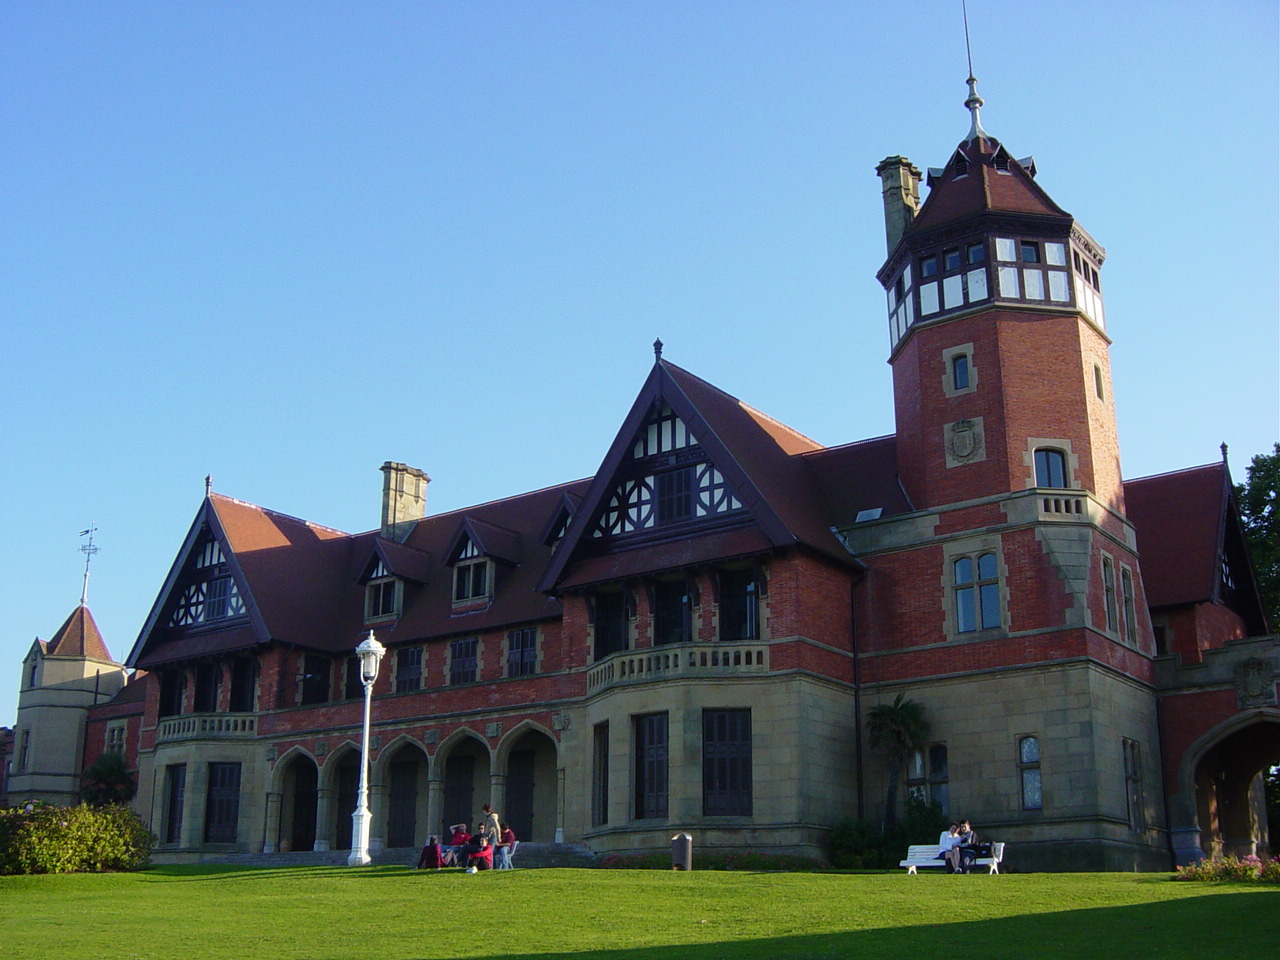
500;726;559;843
1190;714;1280;859
377;738;430;849
279;753;320;852
321;746;361;852
437;733;491;839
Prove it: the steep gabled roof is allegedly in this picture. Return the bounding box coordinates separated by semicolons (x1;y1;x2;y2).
1125;461;1268;632
906;133;1070;237
539;358;861;593
46;604;114;662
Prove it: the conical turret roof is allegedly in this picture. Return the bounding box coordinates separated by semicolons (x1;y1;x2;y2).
45;603;114;661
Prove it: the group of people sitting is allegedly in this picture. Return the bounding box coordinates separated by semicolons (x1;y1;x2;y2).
415;803;517;872
936;819;989;874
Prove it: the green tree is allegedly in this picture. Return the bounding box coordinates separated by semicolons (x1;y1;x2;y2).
1235;442;1279;628
866;692;930;830
79;752;137;807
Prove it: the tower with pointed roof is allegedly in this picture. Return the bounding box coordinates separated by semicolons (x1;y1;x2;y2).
8;604;126;807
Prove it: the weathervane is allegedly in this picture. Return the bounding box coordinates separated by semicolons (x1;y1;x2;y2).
78;523;100;606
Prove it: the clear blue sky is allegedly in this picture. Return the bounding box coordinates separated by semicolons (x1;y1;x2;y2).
2;2;1276;727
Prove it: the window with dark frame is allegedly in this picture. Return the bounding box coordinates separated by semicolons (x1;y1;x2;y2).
19;729;30;770
27;660;37;688
105;723;126;754
919;255;938;278
592;592;629;661
300;654;330;705
952;354;970;391
652;580;692;645
453;539;489;602
228;657;255;712
507;627;537;677
194;662;221;712
365;577;399;621
1121;569;1138;644
164;764;186;844
967;241;985;264
719;568;760;642
1123;739;1144;833
655;468;693;524
449;638;477;685
592;722;609;827
344;656;364;700
634;713;669;820
168;535;246;628
1020;241;1041;263
943;248;961;272
955;552;1000;633
702;709;752;816
395;646;423;693
1102;557;1118;633
158;670;186;718
1019;736;1043;810
1034;448;1068;488
928;743;950;814
204;762;242;843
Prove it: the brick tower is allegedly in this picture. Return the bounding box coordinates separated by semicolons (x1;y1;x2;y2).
846;78;1164;870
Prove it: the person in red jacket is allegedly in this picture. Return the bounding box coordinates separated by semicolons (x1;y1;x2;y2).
467;836;493;871
415;836;446;870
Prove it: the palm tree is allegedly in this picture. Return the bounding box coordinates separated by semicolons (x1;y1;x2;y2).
866;692;930;830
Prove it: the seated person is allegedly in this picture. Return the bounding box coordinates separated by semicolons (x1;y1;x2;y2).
443;823;470;863
467;836;494;871
416;835;446;870
936;822;963;873
496;823;516;869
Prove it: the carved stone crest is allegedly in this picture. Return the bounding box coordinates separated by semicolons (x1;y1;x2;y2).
1234;657;1278;708
945;417;986;467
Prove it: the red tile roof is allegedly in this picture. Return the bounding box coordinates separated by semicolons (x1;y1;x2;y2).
1124;463;1227;608
45;604;114;662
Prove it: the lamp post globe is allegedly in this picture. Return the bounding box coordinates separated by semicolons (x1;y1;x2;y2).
348;631;385;866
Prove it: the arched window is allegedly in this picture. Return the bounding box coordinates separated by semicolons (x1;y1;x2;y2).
955;553;1001;632
1018;736;1042;810
1034;448;1067;488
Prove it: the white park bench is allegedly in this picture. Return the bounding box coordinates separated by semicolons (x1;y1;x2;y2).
900;842;1005;875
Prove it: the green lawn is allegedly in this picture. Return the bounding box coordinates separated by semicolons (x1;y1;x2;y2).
1;866;1275;960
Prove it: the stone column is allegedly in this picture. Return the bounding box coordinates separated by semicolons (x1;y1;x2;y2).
369;781;389;852
426;778;444;840
262;792;282;854
313;788;334;851
555;766;566;844
489;773;507;825
182;761;209;850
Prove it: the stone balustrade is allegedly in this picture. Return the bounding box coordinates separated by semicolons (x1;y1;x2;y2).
156;712;257;743
587;643;769;694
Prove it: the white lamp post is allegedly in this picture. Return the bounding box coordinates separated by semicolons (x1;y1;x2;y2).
348;630;385;866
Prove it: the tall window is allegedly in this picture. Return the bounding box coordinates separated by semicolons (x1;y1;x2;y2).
928;743;950;814
655;468;693;524
300;655;329;705
395;646;424;693
719;569;760;641
228;657;255;712
344;656;364;700
1123;739;1144;833
1121;568;1138;644
158;670;186;718
169;536;245;627
702;709;752;816
652;580;692;645
507;627;537;677
164;764;186;844
1034;448;1067;488
453;540;489;603
1018;736;1042;811
194;662;221;712
18;729;30;770
592;722;610;827
1102;557;1118;633
634;713;669;820
592;592;629;661
204;762;241;843
449;638;477;685
105;723;126;754
27;660;37;688
364;560;400;620
955;553;1000;633
951;354;970;391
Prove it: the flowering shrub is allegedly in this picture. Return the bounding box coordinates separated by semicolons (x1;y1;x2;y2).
1174;854;1280;883
0;803;153;875
599;851;823;871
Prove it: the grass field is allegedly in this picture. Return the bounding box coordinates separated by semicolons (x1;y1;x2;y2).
1;865;1275;960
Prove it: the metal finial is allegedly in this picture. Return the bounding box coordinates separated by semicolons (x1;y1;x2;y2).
1220;442;1229;462
961;1;987;142
653;338;664;361
205;474;213;496
78;523;100;606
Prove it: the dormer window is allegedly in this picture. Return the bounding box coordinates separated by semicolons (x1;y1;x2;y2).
364;559;402;621
453;539;490;603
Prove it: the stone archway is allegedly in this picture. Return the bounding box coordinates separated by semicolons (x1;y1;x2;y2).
1173;710;1280;863
374;737;431;849
280;752;320;852
434;730;491;839
319;743;362;852
498;724;560;843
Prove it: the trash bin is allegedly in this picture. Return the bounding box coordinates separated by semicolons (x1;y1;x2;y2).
671;831;693;871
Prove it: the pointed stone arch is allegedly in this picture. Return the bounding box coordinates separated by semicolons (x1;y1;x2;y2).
433;728;492;840
375;736;432;849
496;721;561;843
1171;707;1280;863
316;740;363;852
269;747;321;853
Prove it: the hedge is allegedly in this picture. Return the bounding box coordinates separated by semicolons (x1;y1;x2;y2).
0;802;153;875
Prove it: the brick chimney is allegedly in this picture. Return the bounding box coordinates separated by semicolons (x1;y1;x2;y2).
875;156;922;255
380;462;429;541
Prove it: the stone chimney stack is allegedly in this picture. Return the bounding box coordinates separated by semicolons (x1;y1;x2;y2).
875;156;922;255
380;462;429;542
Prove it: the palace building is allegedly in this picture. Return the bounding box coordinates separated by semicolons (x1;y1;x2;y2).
17;79;1276;870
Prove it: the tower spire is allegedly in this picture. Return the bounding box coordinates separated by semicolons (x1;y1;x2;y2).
78;523;99;606
961;1;987;142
